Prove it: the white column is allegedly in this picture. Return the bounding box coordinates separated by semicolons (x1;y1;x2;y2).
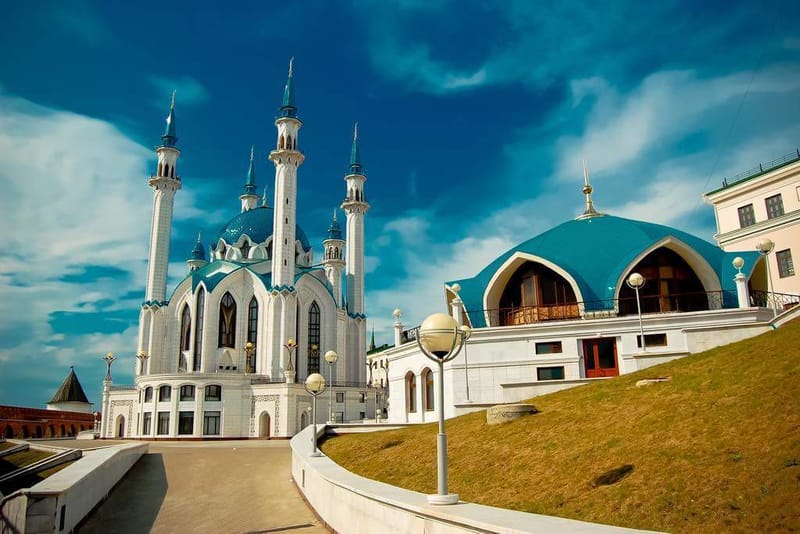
735;273;750;308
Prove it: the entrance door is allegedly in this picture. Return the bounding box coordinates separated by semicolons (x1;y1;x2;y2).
116;415;126;437
259;412;271;439
583;338;619;378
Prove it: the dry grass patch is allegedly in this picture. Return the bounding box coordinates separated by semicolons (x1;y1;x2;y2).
322;319;800;532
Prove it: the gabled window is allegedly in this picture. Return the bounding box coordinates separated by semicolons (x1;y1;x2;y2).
765;194;784;219
737;204;756;228
193;288;205;371
218;292;236;348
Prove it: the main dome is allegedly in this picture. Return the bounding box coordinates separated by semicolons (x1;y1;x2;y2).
216;206;312;251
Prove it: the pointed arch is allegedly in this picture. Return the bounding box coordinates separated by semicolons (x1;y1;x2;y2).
158;162;163;176
422;368;434;411
287;134;293;150
279;134;285;150
180;304;191;351
218;292;237;348
406;371;417;413
193;287;205;371
306;301;321;375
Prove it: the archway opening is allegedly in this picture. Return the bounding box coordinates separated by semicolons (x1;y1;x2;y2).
619;247;708;315
498;262;579;325
259;411;271;439
115;415;125;438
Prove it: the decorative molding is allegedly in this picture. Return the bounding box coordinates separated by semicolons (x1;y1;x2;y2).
250;394;280;436
109;399;135;437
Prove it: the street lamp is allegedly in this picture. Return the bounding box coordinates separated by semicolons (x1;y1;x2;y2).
460;325;472;401
103;352;116;381
136;350;149;376
368;360;389;422
626;272;646;352
756;238;777;318
416;312;468;505
304;373;326;457
244;342;255;374
324;350;338;423
283;339;297;383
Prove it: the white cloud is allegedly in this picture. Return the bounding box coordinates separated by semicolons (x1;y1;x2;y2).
149;75;210;108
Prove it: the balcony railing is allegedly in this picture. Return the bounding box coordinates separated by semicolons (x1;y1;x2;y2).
750;290;800;310
720;148;800;189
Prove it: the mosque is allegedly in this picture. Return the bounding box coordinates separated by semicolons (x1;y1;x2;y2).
101;62;374;438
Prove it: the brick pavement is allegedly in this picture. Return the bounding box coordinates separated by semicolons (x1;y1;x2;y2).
77;440;329;534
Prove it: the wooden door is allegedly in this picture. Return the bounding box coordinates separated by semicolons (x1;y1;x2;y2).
583;338;619;378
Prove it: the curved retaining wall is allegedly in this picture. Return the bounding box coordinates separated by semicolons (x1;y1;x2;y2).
291;426;655;534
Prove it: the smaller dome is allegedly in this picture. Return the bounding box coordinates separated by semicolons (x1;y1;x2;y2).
326;212;342;240
190;238;206;260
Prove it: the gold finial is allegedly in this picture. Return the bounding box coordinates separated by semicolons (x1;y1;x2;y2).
577;159;601;219
170;90;176;109
288;57;294;78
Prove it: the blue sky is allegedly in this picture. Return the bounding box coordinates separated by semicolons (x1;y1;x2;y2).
1;0;799;408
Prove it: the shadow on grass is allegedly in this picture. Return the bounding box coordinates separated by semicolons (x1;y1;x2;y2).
77;453;167;534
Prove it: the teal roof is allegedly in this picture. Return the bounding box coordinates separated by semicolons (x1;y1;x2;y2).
216;206;311;251
350;124;362;175
280;59;297;119
449;215;760;328
326;211;342;240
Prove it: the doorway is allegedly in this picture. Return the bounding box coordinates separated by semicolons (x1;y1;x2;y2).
116;415;125;437
259;412;271;439
583;338;619;378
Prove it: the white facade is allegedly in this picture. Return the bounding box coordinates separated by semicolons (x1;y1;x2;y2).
705;153;800;299
102;65;374;439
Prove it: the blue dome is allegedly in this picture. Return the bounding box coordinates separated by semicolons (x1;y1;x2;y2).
216;206;311;251
450;215;760;327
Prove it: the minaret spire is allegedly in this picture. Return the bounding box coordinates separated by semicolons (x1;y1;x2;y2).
280;57;297;118
262;186;268;207
350;122;362;174
576;159;603;220
162;91;177;147
240;145;259;212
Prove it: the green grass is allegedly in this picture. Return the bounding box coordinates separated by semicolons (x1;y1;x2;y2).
322;319;800;533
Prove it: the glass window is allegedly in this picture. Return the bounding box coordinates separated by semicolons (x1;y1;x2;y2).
203;411;221;435
247;297;258;374
537;366;565;380
218;292;237;348
777;249;795;278
142;413;152;435
637;333;668;347
535;341;562;354
423;368;434;411
158;385;171;402
179;385;195;401
765;194;784;219
178;411;194;435
336;392;345;403
406;373;417;413
307;302;321;375
143;387;153;402
737;204;756;228
157;412;170;435
180;305;191;351
193;288;205;371
205;385;222;401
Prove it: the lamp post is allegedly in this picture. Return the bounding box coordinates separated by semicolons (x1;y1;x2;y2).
416;312;468;505
283;339;297;383
103;352;116;381
626;272;646;352
244;342;255;374
368;360;389;422
756;238;777;318
304;373;326;457
324;350;338;423
136;350;149;376
460;325;472;401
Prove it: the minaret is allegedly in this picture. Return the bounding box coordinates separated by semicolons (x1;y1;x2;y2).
322;211;345;308
269;58;305;287
145;92;182;303
341;123;369;315
241;146;259;212
576;159;603;220
187;232;208;272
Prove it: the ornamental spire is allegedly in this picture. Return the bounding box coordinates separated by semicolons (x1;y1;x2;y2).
261;186;268;207
576;159;603;220
243;145;257;195
349;122;362;174
161;91;178;147
280;57;297;118
327;209;343;240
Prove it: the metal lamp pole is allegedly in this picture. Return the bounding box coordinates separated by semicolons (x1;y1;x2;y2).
304;373;326;457
756;238;777;318
416;312;467;505
324;350;338;423
460;325;472;401
626;272;646;352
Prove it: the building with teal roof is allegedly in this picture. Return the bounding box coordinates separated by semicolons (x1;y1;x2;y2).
102;61;375;440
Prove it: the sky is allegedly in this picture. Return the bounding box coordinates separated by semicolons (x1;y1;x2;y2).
1;0;799;408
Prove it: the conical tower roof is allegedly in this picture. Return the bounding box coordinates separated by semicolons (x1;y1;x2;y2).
49;366;90;404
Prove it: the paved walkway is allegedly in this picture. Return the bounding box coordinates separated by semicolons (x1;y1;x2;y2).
77;440;329;534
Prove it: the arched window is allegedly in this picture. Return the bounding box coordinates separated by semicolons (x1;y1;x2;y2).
205;384;222;401
499;262;579;326
240;239;251;260
406;372;417;413
279;135;285;149
422;368;434;411
144;386;153;402
193;288;205;371
180;304;191;351
247;297;258;344
307;302;320;374
159;385;171;402
218;292;237;348
287;135;293;150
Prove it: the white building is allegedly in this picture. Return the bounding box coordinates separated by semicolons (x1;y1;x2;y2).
704;150;799;300
102;63;374;439
374;171;799;423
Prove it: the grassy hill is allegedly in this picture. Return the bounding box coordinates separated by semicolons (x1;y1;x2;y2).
322;319;800;533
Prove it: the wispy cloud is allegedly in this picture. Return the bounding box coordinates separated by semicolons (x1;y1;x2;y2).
148;75;210;108
49;3;112;46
